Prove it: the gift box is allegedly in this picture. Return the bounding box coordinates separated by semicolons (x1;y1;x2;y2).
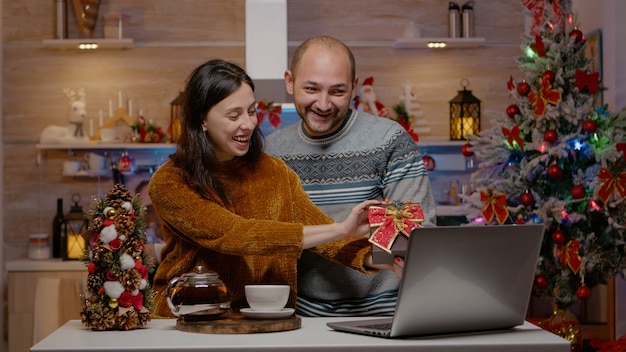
368;201;424;265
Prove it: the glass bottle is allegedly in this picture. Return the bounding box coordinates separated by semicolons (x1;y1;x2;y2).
52;198;64;258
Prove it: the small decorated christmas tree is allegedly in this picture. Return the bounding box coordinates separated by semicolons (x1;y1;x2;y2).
466;0;626;317
80;184;155;330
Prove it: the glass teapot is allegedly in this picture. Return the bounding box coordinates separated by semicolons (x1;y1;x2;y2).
166;265;231;320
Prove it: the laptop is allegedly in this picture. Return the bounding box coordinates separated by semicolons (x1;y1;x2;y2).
327;224;544;338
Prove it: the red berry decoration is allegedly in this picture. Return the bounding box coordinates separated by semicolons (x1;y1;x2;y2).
571;184;586;199
422;154;435;172
520;191;535;207
517;81;531;96
543;129;558;144
506;104;520;119
542;70;556;84
582;119;598;133
547;164;563;179
570;28;583;43
551;229;566;246
534;275;548;290
461;143;474;157
576;285;592;301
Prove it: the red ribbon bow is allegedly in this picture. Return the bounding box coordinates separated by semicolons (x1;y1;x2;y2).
529;79;562;117
256;101;282;129
530;34;547;57
597;167;626;203
522;0;562;36
368;203;424;253
480;191;509;225
574;69;600;94
502;125;524;149
556;240;582;274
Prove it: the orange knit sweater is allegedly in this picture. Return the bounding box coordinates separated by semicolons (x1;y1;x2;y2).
148;153;374;317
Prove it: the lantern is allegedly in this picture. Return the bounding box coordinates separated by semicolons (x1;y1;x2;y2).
62;194;90;260
449;79;481;140
170;92;183;142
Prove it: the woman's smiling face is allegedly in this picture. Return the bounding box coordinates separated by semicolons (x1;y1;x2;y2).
203;83;258;162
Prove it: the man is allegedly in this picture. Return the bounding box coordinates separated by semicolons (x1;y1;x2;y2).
265;36;436;317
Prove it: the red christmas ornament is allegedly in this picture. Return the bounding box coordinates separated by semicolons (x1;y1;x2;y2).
520;191;535;207
582;119;598;133
570;28;583;43
422;154;435;172
517;81;531;96
617;142;626;157
551;229;566;246
571;184;586;199
506;104;520;119
543;129;558;144
542;70;556;84
461;143;474;157
576;285;592;301
548;164;563;179
534;275;548;290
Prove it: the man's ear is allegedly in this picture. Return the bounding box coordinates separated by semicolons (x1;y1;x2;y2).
351;75;359;100
284;70;295;95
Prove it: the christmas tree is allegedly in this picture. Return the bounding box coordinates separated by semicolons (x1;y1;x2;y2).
465;0;626;311
80;184;155;330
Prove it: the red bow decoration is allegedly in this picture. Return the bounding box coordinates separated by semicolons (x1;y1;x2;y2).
368;202;424;253
256;101;282;129
555;240;582;274
507;75;515;91
522;0;562;36
574;69;600;94
480;191;509;225
530;34;547;57
502;125;524;149
529;79;562;116
597;167;626;203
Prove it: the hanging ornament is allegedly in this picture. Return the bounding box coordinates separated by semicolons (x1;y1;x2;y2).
548;164;563;179
461;143;474;157
422;154;435;172
551;229;566;246
530;34;546;57
571;184;586;199
516;80;531;96
520;190;535;207
616;142;626;157
541;70;555;84
534;275;548;290
576;285;592;301
544;129;558;144
569;27;583;43
515;215;525;224
506;104;520;119
582;118;598;133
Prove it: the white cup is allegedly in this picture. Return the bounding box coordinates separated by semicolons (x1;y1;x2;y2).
85;153;107;173
63;161;80;176
244;285;289;311
99;128;116;142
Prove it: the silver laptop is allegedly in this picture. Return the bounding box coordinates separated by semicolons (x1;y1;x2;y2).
327;224;544;338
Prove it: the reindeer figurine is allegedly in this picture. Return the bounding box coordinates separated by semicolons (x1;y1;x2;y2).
39;88;91;144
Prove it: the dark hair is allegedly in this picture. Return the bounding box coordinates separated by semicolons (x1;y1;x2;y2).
291;36;356;83
171;59;263;206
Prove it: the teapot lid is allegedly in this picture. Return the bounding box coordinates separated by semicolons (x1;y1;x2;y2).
181;266;220;281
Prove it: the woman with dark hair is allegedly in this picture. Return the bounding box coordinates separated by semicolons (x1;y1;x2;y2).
149;59;381;317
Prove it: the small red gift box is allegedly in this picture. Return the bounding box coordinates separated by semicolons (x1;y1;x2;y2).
368;200;424;264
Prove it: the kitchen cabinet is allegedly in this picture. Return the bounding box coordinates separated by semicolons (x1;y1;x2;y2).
393;37;485;49
7;259;86;352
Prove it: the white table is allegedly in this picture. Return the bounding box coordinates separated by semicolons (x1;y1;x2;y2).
31;317;570;352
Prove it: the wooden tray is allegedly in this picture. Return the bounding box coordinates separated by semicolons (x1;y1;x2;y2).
175;313;301;334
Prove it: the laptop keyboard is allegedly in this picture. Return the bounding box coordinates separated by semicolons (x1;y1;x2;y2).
363;322;392;331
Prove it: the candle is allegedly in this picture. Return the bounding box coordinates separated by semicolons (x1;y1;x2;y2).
99;109;104;127
128;99;133;117
118;91;122;108
108;100;113;117
89;119;94;137
67;234;85;259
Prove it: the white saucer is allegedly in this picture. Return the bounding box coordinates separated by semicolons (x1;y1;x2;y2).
240;308;294;320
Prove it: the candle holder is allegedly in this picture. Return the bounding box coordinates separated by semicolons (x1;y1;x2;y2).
62;194;90;260
449;78;481;140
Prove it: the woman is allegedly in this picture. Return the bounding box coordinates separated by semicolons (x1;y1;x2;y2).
149;59;380;317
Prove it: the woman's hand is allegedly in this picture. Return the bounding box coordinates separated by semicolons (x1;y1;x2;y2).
365;254;405;278
339;199;382;239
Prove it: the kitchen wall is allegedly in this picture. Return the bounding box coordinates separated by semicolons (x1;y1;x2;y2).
0;0;535;346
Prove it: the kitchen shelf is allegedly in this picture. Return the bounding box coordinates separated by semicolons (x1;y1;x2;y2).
36;143;175;151
42;38;134;50
393;37;485;49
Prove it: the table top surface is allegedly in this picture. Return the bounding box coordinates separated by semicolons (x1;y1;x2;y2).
31;317;570;352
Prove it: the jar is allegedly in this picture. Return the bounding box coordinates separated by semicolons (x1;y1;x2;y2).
28;234;51;260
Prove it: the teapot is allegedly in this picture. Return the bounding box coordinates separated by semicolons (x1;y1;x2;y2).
166;265;231;320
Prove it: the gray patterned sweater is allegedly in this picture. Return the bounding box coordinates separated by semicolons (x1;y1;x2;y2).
265;109;437;316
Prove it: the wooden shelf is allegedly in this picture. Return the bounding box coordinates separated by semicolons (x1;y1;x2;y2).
36;143;175;151
42;38;134;50
393;37;485;49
